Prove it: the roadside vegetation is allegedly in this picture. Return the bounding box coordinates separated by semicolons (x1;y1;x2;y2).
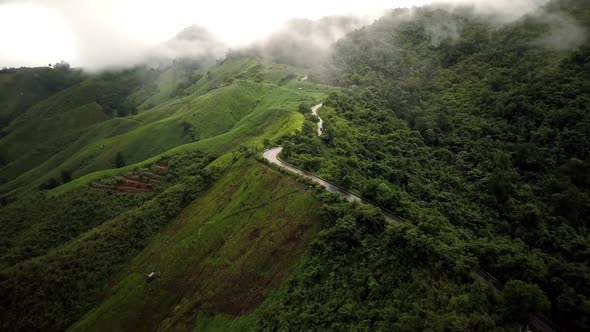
278;0;590;329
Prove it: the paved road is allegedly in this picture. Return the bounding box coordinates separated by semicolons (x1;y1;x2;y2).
311;103;324;136
262;103;559;332
264;103;404;223
263;147;358;203
263;146;403;224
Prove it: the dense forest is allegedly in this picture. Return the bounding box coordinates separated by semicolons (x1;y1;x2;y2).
278;0;590;330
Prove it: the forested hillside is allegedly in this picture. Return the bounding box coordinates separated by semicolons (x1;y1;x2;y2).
278;0;590;330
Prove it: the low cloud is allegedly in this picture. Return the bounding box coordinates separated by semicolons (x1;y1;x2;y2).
531;11;587;50
0;0;584;70
435;0;550;23
245;16;370;68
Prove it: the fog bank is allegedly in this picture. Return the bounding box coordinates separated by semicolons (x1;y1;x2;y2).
1;0;583;70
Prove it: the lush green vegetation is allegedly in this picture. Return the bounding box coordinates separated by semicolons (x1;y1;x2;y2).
257;196;507;331
278;0;590;329
0;57;332;331
0;65;83;131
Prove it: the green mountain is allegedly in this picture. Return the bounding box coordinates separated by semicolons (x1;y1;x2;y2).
0;0;589;331
276;1;590;330
0;65;83;131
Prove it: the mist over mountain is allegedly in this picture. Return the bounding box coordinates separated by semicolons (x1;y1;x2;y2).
145;25;227;68
158;1;586;74
243;16;368;68
0;0;572;70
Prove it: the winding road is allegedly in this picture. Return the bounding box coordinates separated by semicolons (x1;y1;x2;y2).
263;147;402;224
311;103;324;136
262;103;559;332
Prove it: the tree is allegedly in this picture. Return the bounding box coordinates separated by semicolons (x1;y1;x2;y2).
298;102;311;114
60;170;72;184
503;280;550;323
54;61;70;71
39;178;59;190
115;152;125;168
487;169;514;204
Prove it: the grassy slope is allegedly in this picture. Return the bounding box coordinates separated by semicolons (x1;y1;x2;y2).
1;57;334;332
68;158;323;332
0;69;146;186
0;67;83;128
0;58;333;197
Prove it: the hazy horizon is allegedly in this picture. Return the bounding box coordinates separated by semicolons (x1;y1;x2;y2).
0;0;549;70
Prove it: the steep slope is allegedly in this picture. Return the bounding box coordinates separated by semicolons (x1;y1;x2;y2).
68;158;323;332
0;66;83;131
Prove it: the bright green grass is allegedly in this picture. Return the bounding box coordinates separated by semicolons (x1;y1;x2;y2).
68;158;323;332
0;62;330;198
1;58;335;198
0;83;302;196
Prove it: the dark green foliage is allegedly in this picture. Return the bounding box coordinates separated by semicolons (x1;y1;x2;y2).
93;72;141;117
279;0;590;329
0;66;84;129
180;121;198;141
0;190;150;268
115;152;125;168
258;200;504;331
298;101;312;114
503;280;550;323
60;169;72;184
39;178;59;190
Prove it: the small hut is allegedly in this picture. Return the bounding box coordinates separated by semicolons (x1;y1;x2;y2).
146;272;160;283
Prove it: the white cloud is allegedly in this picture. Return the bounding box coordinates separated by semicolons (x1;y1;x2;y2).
0;2;76;68
434;0;549;22
0;0;433;69
0;0;555;69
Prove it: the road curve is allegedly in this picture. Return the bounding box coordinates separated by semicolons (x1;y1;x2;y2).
263;147;360;204
262;146;559;331
265;103;402;222
263;146;402;224
311;103;324;136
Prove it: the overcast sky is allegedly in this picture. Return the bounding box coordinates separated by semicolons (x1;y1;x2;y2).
0;0;547;69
